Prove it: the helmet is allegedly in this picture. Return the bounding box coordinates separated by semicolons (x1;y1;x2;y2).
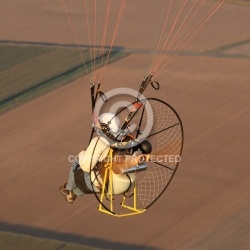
99;113;120;137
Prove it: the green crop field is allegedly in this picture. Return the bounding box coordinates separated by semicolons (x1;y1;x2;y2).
0;43;126;113
226;0;250;5
0;231;102;250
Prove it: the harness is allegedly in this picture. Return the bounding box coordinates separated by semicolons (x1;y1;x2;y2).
74;167;95;194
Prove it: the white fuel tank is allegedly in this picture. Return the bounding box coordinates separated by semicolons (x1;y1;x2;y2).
110;172;136;195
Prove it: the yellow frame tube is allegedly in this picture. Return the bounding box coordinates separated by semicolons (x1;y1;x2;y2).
98;149;146;217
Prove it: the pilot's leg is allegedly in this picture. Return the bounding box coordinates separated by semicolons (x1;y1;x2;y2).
59;160;84;203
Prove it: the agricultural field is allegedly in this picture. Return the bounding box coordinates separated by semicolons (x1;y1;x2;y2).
0;1;250;250
0;43;125;113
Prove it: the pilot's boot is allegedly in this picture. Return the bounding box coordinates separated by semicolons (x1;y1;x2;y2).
59;183;77;204
59;183;69;196
65;190;77;204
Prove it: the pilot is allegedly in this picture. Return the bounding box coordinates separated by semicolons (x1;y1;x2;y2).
59;112;120;204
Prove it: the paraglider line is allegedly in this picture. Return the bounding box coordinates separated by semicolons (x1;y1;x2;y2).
60;0;89;75
100;0;126;80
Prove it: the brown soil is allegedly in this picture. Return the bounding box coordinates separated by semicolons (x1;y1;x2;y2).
0;1;250;250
